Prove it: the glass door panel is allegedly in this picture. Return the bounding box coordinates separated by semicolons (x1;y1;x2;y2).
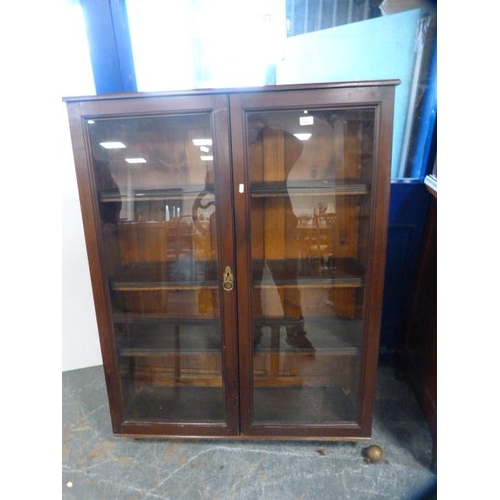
86;113;226;424
246;108;375;425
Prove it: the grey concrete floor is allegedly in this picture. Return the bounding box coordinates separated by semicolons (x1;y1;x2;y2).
62;365;437;499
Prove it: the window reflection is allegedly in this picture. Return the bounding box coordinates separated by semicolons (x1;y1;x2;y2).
249;116;315;353
123;0;435;178
126;0;286;90
62;0;95;97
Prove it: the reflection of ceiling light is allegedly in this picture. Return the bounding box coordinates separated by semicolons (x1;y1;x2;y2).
300;116;314;126
125;157;147;164
193;139;213;146
87;120;95;124
200;155;213;161
100;141;126;149
293;133;312;141
200;146;210;153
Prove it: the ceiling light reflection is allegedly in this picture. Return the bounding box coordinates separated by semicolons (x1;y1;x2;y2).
125;157;147;164
193;139;213;146
293;133;312;141
100;141;126;149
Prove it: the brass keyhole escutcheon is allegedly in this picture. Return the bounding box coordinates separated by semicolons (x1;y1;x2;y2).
223;266;234;292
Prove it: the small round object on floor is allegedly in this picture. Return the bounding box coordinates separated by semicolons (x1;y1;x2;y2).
365;444;384;463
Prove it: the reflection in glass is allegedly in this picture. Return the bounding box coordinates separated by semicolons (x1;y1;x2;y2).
87;114;225;423
247;108;375;424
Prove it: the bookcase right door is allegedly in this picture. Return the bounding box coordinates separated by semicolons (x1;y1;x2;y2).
230;84;394;438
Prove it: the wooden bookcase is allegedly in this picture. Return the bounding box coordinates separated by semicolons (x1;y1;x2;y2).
65;80;398;439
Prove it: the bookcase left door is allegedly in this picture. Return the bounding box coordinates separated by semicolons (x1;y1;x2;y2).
66;94;240;437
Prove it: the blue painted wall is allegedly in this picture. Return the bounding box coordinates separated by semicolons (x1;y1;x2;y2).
278;8;425;178
380;181;429;363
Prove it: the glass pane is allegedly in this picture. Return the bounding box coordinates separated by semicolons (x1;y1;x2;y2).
87;114;225;423
247;108;375;424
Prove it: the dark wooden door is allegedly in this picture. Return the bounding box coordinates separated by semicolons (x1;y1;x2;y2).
229;82;396;438
66;93;240;437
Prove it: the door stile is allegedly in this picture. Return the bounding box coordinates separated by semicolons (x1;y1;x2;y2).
228;94;255;434
210;94;241;434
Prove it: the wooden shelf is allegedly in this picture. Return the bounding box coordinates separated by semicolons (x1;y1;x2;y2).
254;316;361;354
250;180;369;197
124;386;226;423
253;258;365;289
99;185;214;203
114;314;219;325
111;260;218;292
116;316;361;357
253;386;356;423
117;320;221;356
255;279;363;289
111;258;364;292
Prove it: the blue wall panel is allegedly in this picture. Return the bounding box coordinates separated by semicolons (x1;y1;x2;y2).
278;8;424;177
81;0;136;93
379;181;430;363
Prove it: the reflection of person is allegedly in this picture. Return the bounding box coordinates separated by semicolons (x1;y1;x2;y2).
94;159;122;278
249;117;314;352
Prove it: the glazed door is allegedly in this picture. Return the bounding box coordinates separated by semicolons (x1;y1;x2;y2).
230;87;393;437
69;94;239;436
